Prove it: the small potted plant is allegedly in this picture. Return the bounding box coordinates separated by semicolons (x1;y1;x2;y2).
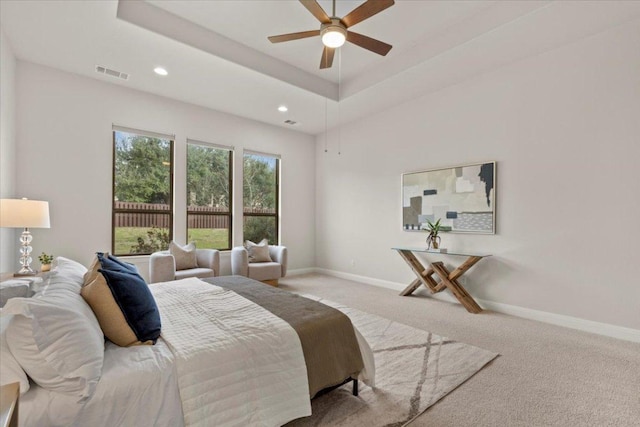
425;219;442;250
38;252;54;272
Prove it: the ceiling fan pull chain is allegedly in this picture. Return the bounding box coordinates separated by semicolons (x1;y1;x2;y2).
338;48;341;155
324;96;328;153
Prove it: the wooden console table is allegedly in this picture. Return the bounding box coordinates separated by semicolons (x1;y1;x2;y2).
392;247;491;314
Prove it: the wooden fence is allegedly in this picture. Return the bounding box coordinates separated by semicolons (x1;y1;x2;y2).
114;201;274;229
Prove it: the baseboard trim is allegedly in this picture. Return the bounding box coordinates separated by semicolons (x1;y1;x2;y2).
287;268;317;276
314;268;640;344
314;268;406;291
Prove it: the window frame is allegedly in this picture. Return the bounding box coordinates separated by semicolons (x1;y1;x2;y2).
186;140;234;251
111;127;175;256
242;150;280;245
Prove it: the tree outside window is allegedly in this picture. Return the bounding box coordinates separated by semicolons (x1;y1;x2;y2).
112;129;173;255
243;152;279;244
187;142;233;250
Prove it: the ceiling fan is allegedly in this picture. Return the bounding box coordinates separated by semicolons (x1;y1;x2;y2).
268;0;395;69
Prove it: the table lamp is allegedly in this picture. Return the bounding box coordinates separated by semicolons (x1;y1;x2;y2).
0;198;50;276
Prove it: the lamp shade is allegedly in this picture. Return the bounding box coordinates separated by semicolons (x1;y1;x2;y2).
0;198;50;228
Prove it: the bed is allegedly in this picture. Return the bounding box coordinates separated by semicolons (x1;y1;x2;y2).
0;257;374;427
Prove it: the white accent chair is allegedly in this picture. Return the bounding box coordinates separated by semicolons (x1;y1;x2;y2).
231;245;287;287
149;249;220;284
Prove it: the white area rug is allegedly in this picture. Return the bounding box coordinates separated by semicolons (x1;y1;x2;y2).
287;297;499;427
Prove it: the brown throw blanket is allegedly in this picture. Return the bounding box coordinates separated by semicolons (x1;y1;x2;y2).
203;276;364;397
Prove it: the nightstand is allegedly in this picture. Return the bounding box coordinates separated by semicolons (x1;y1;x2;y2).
0;382;19;427
0;271;47;282
0;273;46;306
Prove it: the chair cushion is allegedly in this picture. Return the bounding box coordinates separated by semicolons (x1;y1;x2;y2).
248;262;282;282
174;268;216;280
245;239;272;263
169;241;198;270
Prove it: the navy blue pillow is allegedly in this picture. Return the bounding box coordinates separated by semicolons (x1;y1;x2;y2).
98;265;161;345
97;252;138;274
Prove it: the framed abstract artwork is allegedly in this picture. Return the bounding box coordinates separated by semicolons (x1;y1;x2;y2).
402;161;496;234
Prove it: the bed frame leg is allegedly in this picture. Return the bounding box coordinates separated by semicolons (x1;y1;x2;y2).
352;379;358;396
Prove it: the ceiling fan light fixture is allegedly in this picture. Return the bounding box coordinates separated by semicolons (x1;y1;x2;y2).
267;0;395;69
321;22;347;48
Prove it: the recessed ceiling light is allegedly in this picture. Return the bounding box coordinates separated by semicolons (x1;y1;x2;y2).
154;67;168;76
278;105;288;112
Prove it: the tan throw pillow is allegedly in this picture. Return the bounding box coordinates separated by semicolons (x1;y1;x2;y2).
83;252;103;285
245;239;272;263
169;241;198;270
81;253;161;347
82;273;140;347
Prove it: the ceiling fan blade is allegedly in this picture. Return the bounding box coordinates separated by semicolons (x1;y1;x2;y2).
342;0;395;28
347;31;392;56
299;0;331;24
319;46;335;69
268;30;320;43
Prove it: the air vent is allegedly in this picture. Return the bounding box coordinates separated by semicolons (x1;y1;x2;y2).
95;65;129;81
284;120;298;126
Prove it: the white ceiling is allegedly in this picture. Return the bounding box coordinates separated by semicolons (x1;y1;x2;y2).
2;1;640;135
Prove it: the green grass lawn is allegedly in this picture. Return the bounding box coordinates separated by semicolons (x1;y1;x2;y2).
114;227;229;255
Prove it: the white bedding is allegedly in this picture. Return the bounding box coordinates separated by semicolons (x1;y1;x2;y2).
150;278;312;427
19;338;183;427
17;278;372;427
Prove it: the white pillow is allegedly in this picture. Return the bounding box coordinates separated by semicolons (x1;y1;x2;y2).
245;239;272;263
43;256;89;294
169;241;198;270
3;288;104;401
0;313;30;394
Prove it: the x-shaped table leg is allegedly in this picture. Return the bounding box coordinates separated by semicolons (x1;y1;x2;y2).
397;250;439;295
396;250;484;313
430;259;483;313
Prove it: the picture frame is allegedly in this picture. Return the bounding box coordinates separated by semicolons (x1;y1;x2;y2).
402;161;496;234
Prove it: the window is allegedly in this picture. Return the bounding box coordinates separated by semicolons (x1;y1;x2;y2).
187;141;233;250
243;151;280;244
112;127;173;256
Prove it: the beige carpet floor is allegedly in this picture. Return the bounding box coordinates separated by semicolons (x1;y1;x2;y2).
288;296;497;426
279;274;640;427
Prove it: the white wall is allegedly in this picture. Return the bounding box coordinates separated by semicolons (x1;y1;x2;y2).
15;62;316;279
0;27;17;272
316;19;640;330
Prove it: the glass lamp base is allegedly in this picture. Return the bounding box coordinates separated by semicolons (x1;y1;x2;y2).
16;228;37;277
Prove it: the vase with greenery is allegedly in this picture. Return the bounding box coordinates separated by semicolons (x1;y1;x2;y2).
425;219;442;250
38;252;54;272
